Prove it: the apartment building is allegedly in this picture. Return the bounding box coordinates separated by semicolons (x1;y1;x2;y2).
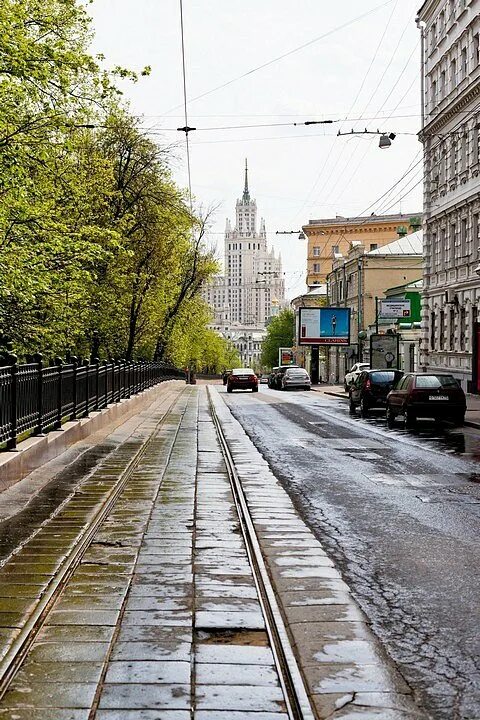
417;0;480;391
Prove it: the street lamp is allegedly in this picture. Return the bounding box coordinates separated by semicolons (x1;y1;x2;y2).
337;128;396;149
275;230;306;240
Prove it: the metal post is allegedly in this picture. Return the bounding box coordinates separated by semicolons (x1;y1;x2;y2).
7;358;18;450
84;360;90;416
71;356;78;419
93;358;100;410
375;296;379;336
34;353;44;435
54;357;63;430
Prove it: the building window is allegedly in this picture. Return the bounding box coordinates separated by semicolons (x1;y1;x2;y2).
430;23;437;49
450;58;457;91
461;47;467;79
440;309;445;349
440;227;446;268
460;217;467;258
431;310;436;350
475;34;480;67
449;306;455;350
460;307;466;351
313;263;321;273
313;246;320;256
431;79;437;107
473;214;479;259
448;223;456;265
332;245;339;255
370;243;378;251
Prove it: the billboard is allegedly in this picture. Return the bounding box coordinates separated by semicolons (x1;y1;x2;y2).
370;333;400;369
299;307;350;346
278;347;295;365
379;299;411;318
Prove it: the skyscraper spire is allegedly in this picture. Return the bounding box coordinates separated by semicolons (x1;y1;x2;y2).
242;158;250;202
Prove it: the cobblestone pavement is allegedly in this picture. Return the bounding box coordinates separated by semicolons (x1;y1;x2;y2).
0;383;426;718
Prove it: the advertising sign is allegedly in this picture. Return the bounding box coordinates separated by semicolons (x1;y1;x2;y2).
379;299;411;318
370;333;400;369
299;307;350;346
278;347;295;365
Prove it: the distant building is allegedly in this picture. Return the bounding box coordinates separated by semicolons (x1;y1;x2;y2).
302;213;422;287
417;0;480;392
326;231;423;383
203;160;285;366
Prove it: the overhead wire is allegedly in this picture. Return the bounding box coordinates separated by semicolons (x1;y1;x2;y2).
179;0;193;210
162;0;395;116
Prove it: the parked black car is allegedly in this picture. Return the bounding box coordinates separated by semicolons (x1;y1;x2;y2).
269;365;301;390
386;372;466;427
349;369;404;417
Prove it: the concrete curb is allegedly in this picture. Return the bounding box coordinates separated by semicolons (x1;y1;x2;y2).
0;380;181;492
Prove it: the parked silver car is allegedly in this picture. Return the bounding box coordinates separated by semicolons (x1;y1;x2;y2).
281;367;311;391
344;362;369;391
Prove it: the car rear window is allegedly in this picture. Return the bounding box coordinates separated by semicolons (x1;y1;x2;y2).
232;368;254;375
415;375;459;388
369;371;397;384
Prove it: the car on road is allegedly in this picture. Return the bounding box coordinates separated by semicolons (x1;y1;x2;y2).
386;372;466;427
222;370;232;385
344;362;370;392
226;368;258;393
259;374;269;384
281;367;311;391
268;365;301;390
349;369;403;417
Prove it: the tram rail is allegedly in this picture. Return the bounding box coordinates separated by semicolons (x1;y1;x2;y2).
207;386;316;720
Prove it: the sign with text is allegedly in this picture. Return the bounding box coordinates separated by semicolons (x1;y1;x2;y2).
299;307;350;346
370;333;400;369
379;299;411;318
278;347;295;365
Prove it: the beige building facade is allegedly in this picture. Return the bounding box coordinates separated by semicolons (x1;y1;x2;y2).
302;213;422;287
326;233;423;383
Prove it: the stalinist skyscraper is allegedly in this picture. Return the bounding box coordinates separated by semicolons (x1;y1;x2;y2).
204;160;285;365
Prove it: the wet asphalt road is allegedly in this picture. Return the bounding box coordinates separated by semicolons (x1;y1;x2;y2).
222;385;480;720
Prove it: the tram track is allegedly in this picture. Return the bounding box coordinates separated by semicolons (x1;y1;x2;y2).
207;386;316;720
0;384;188;701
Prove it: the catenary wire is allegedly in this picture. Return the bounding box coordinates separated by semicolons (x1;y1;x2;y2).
179;0;193;210
161;0;395;115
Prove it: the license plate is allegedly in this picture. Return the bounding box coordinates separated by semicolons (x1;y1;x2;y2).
429;395;448;401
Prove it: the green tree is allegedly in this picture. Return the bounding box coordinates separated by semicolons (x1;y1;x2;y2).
261;309;294;369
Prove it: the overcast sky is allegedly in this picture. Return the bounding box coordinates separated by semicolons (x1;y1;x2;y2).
88;0;423;298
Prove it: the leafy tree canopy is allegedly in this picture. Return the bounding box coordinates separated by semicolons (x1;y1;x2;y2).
261;308;294;369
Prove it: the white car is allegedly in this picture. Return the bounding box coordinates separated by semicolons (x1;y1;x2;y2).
281;367;311;391
344;363;369;391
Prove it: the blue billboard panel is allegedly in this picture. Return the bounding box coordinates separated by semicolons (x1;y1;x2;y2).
299;307;350;346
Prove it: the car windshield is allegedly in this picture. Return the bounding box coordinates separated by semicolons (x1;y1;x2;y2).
369;371;397;384
415;375;459;389
232;368;254;375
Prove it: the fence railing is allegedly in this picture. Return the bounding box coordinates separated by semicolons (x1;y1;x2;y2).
0;358;185;450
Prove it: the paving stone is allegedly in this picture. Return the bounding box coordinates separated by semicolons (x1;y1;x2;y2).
195;684;286;712
48;610;120;626
126;597;192;612
195;611;265;630
15;660;104;684
285;604;366;624
196;663;279;686
95;712;190;720
111;641;191;662
105;660;190;684
28;641;111;662
195;644;274;665
37;625;115;642
122;611;191;627
0;711;89;719
98;683;191;710
307;663;410;694
2;682;98;708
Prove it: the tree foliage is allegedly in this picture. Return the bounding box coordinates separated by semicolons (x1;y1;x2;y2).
0;0;226;369
261;309;295;369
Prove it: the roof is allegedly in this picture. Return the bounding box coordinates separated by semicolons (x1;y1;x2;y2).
305;213;422;227
367;230;423;256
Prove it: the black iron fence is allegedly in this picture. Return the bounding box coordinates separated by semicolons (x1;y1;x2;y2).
0;358;185;450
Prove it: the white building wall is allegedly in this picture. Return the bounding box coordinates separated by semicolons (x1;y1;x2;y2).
418;0;480;391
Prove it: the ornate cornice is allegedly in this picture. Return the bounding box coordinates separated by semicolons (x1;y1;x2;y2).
420;77;480;139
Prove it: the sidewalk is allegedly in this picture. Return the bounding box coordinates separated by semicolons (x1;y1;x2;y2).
312;383;480;429
0;383;425;719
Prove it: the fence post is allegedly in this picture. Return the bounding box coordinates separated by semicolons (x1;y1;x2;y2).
54;357;63;430
34;353;44;435
84;360;90;416
111;360;115;404
93;357;100;410
6;357;18;450
125;361;131;399
71;356;78;419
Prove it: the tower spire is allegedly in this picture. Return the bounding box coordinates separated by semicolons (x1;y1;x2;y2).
242;158;250;202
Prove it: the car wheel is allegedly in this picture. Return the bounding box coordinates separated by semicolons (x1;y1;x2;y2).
349;395;356;414
344;382;349;392
386;404;396;428
305;386;311;391
404;408;416;428
227;387;233;393
252;386;258;393
360;398;369;418
451;413;465;426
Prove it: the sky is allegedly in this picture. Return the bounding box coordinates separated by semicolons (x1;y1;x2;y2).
87;0;423;299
